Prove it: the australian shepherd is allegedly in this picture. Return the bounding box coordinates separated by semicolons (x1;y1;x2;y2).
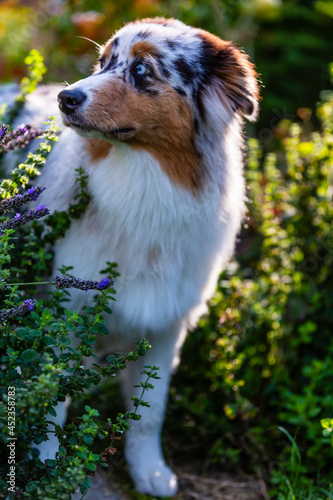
4;17;259;497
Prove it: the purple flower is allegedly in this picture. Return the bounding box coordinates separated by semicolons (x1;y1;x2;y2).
26;187;39;201
0;299;36;323
0;125;8;144
54;275;114;292
0;123;44;152
98;278;111;290
0;186;45;213
17;124;29;134
24;299;35;311
0;204;50;232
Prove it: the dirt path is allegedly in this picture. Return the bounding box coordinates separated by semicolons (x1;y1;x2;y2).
73;464;268;500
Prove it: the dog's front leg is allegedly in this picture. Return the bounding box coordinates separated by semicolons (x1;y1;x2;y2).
121;320;186;497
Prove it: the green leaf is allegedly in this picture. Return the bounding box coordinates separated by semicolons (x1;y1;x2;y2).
21;349;38;362
46;459;57;467
98;326;109;335
43;336;57;346
16;328;30;337
48;407;57;418
83;434;94;445
29;329;42;337
79;477;91;494
30;312;40;321
85;462;97;471
106;354;116;363
49;323;60;331
59;446;66;457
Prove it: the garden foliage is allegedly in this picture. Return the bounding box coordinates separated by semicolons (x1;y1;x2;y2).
168;71;333;496
0;53;157;499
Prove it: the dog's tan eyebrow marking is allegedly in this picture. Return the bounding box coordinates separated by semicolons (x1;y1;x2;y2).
130;41;160;59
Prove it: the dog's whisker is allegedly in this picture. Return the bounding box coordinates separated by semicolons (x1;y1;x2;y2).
76;36;102;50
147;53;157;65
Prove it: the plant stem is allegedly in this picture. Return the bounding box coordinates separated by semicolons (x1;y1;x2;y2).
7;281;51;286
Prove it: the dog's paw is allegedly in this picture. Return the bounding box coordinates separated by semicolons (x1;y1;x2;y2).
128;459;178;498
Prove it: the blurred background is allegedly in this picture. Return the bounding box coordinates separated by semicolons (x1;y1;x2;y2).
1;1;333;497
0;0;333;131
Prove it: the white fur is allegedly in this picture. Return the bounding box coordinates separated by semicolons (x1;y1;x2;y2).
46;131;244;333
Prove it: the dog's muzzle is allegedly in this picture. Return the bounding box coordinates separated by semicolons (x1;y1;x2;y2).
57;89;86;115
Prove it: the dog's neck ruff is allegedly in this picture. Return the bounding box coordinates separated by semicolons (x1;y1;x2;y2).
83;138;214;232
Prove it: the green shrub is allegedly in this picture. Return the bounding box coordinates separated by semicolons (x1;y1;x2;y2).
168;77;333;491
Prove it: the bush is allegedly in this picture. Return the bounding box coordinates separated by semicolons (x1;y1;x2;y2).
0;52;158;499
167;74;333;492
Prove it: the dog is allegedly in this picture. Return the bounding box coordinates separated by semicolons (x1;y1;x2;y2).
3;17;259;497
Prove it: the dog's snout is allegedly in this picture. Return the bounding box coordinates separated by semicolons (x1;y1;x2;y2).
57;89;86;115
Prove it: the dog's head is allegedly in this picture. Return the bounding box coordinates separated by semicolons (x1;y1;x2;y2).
58;18;259;189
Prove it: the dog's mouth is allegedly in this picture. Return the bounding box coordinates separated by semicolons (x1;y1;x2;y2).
107;127;136;138
62;116;136;141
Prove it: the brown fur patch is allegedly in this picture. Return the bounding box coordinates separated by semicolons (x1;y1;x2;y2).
84;79;201;192
198;30;259;119
130;41;160;59
85;138;112;162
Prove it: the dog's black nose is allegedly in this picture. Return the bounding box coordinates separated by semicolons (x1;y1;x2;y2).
57;89;86;115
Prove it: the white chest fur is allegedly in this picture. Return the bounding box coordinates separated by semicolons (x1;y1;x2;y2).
41;128;244;335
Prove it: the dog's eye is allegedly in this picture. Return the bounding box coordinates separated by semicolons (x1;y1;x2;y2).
133;62;151;76
98;56;105;69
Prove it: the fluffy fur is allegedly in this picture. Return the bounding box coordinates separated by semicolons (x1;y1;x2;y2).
3;18;259;497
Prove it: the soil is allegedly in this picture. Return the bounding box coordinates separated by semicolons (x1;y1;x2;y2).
72;462;268;500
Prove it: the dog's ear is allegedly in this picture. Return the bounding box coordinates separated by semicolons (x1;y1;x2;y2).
197;30;260;122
